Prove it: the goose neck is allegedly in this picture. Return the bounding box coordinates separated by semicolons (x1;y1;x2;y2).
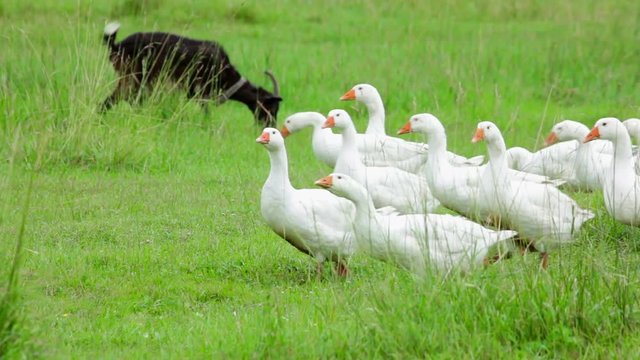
308;115;326;130
486;138;508;175
340;123;358;148
349;187;384;239
364;98;386;135
266;147;294;191
612;130;634;167
310;121;330;142
486;136;506;161
426;130;448;158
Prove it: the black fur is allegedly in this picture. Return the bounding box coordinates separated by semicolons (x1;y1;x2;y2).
101;25;282;126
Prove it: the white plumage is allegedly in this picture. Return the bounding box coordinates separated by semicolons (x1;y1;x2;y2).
257;128;356;276
473;121;595;267
315;173;518;275
281;111;482;172
397;113;565;222
586;118;640;226
324;109;440;214
506;143;578;182
545;119;613;191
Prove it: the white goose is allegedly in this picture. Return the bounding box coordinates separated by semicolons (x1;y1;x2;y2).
585;117;640;226
473;121;595;267
545;120;612;191
397;113;487;221
315;173;518;275
323;110;440;214
505;142;577;181
257;128;356;276
396;113;563;222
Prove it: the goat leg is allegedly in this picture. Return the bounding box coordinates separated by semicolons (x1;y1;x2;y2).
187;81;212;115
100;74;141;112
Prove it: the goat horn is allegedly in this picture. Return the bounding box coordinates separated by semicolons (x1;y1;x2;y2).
264;70;280;97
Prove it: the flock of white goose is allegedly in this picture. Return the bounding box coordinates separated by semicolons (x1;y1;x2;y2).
256;83;640;277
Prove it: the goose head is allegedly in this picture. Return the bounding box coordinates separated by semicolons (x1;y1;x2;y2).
256;127;285;150
473;121;508;163
584;117;625;143
623;118;640;144
322;109;353;130
339;84;381;106
472;121;502;144
546;120;589;145
397;113;444;137
280;112;325;138
315;173;363;202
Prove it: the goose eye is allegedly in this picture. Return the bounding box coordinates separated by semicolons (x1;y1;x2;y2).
272;131;276;134
357;87;362;90
286;120;290;123
486;125;491;130
603;123;607;127
337;175;342;179
336;113;341;117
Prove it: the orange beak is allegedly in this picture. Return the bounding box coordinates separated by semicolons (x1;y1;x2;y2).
256;132;270;144
397;121;412;135
340;89;356;101
545;132;558;146
584;126;600;143
322;116;336;129
471;128;485;143
281;126;291;138
314;175;333;188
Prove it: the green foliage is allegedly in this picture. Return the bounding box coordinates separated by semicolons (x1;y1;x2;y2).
0;176;33;358
0;286;20;358
225;3;259;24
111;0;162;17
0;0;639;358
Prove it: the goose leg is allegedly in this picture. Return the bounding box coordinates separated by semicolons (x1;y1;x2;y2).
483;256;490;267
335;261;350;277
540;252;549;270
316;261;324;278
483;253;505;267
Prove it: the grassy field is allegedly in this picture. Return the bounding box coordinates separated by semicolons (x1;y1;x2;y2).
2;0;640;357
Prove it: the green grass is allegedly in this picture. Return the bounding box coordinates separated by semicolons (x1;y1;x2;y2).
1;0;640;357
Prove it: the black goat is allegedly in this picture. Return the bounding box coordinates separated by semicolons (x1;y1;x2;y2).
101;22;282;126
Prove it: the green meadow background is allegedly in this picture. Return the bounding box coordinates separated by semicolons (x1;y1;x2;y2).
2;0;640;358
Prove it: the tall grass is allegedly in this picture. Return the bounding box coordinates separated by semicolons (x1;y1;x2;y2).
0;175;34;357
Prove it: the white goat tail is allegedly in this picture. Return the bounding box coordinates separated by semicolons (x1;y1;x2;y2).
104;22;121;35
